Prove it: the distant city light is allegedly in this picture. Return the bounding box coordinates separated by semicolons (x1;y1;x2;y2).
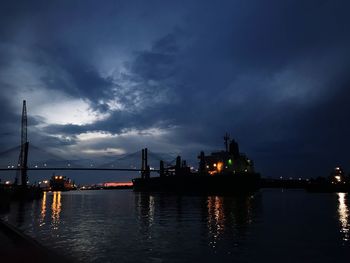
103;182;133;187
5;181;10;185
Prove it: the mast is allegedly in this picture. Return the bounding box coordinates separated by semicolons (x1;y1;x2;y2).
224;132;230;152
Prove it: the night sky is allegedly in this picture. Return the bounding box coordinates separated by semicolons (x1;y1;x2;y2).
1;0;350;181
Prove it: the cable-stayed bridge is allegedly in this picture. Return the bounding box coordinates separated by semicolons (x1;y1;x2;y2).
0;101;179;185
0;146;177;171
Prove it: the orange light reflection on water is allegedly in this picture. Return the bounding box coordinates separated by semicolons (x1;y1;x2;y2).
207;196;225;248
40;191;47;226
51;191;62;229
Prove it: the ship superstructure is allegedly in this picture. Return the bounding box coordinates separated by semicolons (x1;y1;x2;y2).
199;133;255;176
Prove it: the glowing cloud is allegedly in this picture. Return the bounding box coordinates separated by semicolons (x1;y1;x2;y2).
33;99;110;126
77;131;117;141
81;148;126;155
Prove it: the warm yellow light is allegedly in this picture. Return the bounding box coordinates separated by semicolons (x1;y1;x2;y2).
213;163;217;167
217;162;223;173
335;176;342;182
55;176;58;179
209;170;217;175
59;176;63;179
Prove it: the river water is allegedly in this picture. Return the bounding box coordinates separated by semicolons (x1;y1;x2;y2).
1;189;350;262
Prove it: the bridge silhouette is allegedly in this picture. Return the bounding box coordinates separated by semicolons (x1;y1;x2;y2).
0;101;179;185
0;145;177;171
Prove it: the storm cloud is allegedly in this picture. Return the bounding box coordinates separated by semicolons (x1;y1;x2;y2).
1;0;350;181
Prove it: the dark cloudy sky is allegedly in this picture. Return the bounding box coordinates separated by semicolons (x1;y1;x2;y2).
1;0;350;180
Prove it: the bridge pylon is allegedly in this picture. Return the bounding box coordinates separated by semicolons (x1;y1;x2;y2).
141;148;150;179
17;100;29;188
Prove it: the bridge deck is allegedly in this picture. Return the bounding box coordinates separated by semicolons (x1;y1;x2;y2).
0;168;160;172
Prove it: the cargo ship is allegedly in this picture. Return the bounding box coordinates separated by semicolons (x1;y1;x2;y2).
132;134;261;194
50;174;76;191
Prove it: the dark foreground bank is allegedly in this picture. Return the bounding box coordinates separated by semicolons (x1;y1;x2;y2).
0;219;73;263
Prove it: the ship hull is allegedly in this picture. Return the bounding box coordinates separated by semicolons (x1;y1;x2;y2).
132;173;261;194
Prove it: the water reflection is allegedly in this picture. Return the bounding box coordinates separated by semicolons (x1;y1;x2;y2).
3;190;350;262
51;191;62;229
337;193;349;242
134;192;260;257
206;195;255;251
40;191;47;226
207;196;225;246
16;201;26;227
136;193;155;225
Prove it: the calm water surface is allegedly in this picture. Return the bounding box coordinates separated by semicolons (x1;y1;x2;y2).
1;189;350;262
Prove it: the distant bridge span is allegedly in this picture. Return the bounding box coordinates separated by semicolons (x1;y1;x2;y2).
0;168;160;172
